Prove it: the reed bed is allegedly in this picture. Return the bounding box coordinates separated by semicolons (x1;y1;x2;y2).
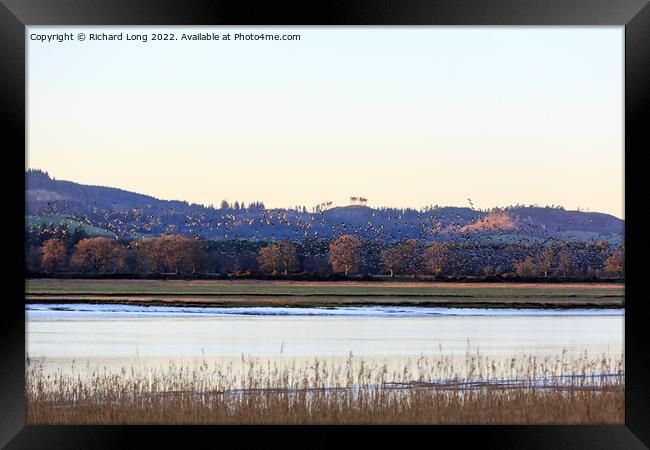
26;350;624;425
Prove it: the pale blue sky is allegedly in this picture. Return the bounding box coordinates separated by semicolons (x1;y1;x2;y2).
27;27;624;218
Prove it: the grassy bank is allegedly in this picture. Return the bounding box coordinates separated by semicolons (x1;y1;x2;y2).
26;352;624;425
25;279;625;308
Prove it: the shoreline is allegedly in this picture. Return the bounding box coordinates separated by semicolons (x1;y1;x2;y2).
25;278;625;309
25;296;624;309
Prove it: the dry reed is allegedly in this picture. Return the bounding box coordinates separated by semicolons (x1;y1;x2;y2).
26;350;624;425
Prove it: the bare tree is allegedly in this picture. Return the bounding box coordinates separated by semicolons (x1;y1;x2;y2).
557;250;575;278
514;257;537;277
258;241;298;275
423;242;451;279
129;238;153;273
399;239;425;279
41;238;66;273
276;241;298;274
166;236;191;274
258;245;280;274
187;238;210;274
160;235;208;275
380;245;402;277
328;235;362;276
536;248;555;278
144;237;169;273
71;237;126;274
604;246;624;277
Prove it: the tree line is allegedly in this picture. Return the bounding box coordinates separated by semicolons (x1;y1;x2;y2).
27;228;625;279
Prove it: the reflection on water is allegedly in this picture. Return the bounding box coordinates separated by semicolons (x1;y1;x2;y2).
26;304;624;378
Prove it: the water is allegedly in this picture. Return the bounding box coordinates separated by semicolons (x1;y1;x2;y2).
26;304;624;377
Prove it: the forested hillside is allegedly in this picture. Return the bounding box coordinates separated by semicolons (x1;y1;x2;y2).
26;169;624;244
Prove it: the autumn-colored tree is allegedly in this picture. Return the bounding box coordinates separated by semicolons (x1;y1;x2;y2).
147;237;169;273
129;238;153;273
257;246;279;274
41;238;66;273
380;245;402;277
328;235;362;276
399;239;425;279
132;235;183;273
557;250;575;278
71;237;127;274
165;236;192;274
159;235;209;275
423;242;451;278
514;257;537;277
186;238;210;274
127;237;170;274
536;248;555;278
604;246;624;277
258;241;298;275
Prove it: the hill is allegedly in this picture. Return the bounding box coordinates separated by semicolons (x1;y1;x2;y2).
25;170;624;244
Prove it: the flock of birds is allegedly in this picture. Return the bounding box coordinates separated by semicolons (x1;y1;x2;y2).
29;197;620;277
31;195;610;250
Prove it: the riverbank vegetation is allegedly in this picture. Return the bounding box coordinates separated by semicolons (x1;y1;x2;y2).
26;225;624;281
26;351;624;425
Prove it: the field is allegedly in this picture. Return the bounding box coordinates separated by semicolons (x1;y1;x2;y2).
25;279;625;308
26;352;624;425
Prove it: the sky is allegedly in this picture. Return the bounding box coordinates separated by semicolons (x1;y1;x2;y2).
27;26;624;218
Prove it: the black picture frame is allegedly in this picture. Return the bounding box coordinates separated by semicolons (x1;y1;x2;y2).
2;1;648;448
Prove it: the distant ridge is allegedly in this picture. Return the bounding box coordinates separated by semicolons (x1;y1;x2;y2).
26;169;191;210
25;170;624;244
